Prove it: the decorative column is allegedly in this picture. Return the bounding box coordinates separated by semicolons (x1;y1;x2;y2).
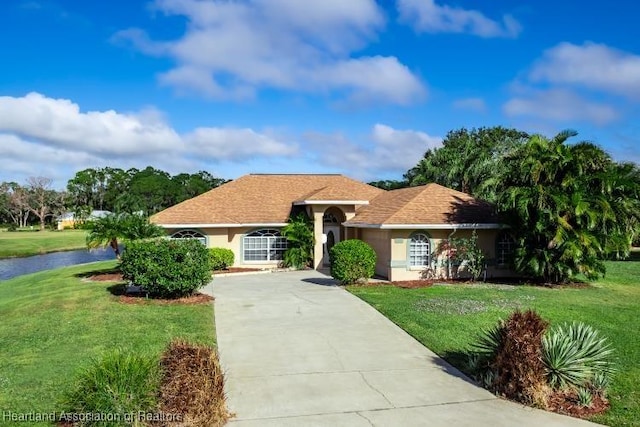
313;207;324;269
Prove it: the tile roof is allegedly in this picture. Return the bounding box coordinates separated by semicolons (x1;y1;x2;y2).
151;174;384;225
345;183;499;226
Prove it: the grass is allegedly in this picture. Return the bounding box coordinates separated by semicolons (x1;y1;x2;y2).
349;259;640;427
0;229;88;258
0;261;215;426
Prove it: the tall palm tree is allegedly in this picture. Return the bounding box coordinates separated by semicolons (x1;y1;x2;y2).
85;213;165;259
497;131;640;283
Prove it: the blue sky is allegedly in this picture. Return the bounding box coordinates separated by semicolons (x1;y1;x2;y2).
1;0;639;188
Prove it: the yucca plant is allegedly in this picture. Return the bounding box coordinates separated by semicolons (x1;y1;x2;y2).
577;387;594;408
591;371;611;397
542;322;615;390
472;321;504;357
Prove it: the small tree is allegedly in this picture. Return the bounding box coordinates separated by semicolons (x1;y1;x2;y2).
281;213;314;269
85;213;165;259
330;239;376;285
24;177;64;230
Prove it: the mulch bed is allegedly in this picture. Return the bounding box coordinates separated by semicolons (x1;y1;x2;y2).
84;272;213;305
212;267;262;274
546;390;610;419
391;280;437;289
87;272;125;282
87;267;264;283
118;293;214;305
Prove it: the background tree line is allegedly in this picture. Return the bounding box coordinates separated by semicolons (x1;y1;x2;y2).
0;167;227;229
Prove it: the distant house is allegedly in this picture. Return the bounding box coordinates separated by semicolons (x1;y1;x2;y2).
151;174;514;281
57;210;111;230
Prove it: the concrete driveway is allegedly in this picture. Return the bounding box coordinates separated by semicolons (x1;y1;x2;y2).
207;271;599;426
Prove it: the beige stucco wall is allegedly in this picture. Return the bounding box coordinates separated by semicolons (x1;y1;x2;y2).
357;228;516;281
168;227;283;268
309;204;357;269
360;229;391;278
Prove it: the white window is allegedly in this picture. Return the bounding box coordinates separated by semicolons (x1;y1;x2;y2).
243;229;288;262
496;232;515;265
409;233;431;267
170;229;206;245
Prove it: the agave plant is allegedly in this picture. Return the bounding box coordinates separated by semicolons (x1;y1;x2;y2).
542;322;615;390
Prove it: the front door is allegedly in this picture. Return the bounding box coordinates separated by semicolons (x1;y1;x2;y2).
323;225;340;266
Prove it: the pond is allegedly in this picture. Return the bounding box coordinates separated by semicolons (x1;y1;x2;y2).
0;248;116;281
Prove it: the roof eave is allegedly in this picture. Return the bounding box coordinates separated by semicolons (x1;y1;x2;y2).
155;223;289;229
293;200;370;206
343;222;506;230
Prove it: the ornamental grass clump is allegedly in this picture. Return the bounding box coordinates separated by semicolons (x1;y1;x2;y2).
472;310;549;404
159;340;230;427
61;349;160;427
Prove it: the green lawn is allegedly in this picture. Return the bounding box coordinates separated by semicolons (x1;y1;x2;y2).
0;230;88;258
349;260;640;427
0;261;215;426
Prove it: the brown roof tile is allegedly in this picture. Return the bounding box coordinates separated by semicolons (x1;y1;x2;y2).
346;183;498;225
151;174;384;225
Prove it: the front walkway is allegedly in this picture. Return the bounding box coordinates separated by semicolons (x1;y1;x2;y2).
207;271;599;426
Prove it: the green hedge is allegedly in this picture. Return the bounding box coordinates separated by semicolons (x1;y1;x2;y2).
329;239;376;285
209;247;235;270
121;239;212;298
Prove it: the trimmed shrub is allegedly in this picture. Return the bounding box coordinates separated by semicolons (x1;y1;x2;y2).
121;239;211;298
330;239;376;285
159;340;229;427
209;247;235;271
542;322;615;390
61;349;160;426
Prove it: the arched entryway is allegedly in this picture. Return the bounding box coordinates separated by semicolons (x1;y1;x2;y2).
322;207;346;266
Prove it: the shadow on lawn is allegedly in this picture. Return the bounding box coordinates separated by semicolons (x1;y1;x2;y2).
75;266;121;278
106;283;128;296
432;350;480;385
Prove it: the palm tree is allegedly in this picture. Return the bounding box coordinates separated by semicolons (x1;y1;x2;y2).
281;213;314;269
85;213;165;259
497;131;640;283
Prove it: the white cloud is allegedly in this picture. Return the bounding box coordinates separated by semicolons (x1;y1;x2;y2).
0;92;182;157
0;93;300;185
528;42;640;100
184;127;298;160
308;124;442;179
114;0;425;104
452;97;487;113
397;0;521;38
503;88;618;126
0;133;101;182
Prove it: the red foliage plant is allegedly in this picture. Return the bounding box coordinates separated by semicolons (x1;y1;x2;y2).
489;309;549;404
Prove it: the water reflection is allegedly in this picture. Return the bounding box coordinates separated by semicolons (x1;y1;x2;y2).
0;248;116;280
